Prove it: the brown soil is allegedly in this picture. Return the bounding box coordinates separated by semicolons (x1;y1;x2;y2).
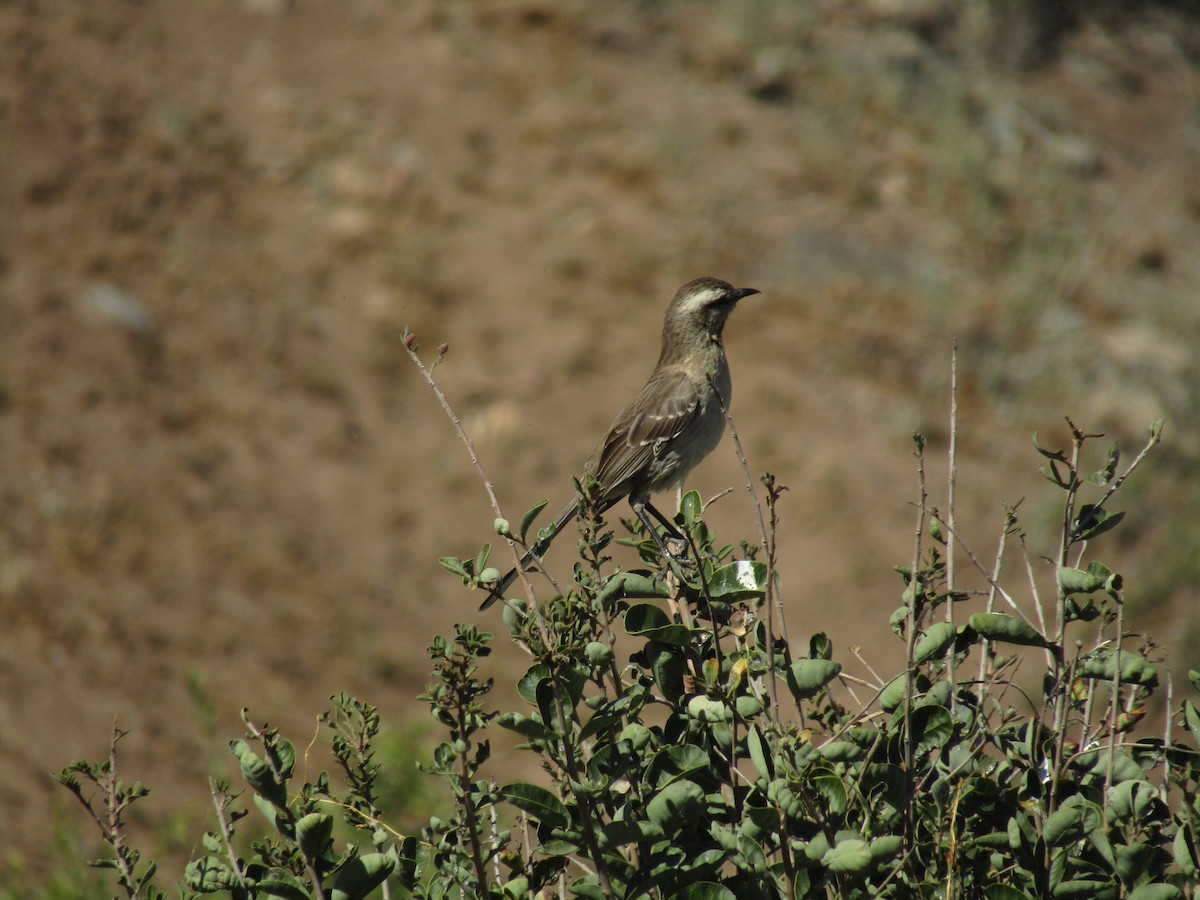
2;0;1199;882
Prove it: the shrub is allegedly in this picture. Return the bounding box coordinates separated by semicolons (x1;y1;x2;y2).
54;340;1199;898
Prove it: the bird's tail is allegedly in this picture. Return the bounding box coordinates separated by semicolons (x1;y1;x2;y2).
479;497;581;610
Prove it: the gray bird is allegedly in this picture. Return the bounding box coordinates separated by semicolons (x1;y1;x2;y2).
481;277;758;610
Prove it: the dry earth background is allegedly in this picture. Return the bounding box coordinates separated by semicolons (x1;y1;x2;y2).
2;0;1200;887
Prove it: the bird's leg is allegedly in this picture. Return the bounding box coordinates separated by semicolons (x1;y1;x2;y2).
633;503;685;572
644;499;694;571
632;499;696;582
643;500;684;540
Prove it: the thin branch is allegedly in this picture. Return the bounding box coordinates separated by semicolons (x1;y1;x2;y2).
928;508;1035;629
208;778;250;893
946;342;959;714
402;336;551;625
905;433;928;833
976;504;1019;706
711;379;788;719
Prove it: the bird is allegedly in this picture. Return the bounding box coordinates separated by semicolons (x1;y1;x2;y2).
480;277;758;610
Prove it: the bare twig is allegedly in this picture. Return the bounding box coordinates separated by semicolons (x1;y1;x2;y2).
208;778;250;893
976;504;1019;706
904;433;928;846
928;508;1033;628
712;379;788;721
946;343;959;714
402;336;551;625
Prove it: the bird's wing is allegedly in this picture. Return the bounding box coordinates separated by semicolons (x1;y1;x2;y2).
591;366;702;497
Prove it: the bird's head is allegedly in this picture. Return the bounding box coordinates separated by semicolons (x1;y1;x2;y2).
662;277;759;354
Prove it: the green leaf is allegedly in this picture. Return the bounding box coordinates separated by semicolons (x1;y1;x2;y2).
968;612;1048;648
680;490;703;528
257;872;311;900
813;775;848;815
499;782;570;829
584;641;613;667
625;603;690;645
869;835;903;860
809;632;833;659
879;675;907;713
588;740;637;788
1064;597;1101;623
1105;780;1157;823
1042;461;1070;488
910;705;953;755
501;877;530;898
645;779;706;830
1126;886;1183;900
230;740;287;809
599;818;664;848
296;813;334;859
734;695;762;718
1052;883;1118;900
786;659;841;701
1085;560;1123;593
1044;795;1101;847
569;877;605;899
579;698;632;742
1043;805;1084;848
819;742;863;763
686;695;730;723
1099;442;1120;482
861;764;906;809
496;712;556;743
1089;825;1113;873
438;556;468;578
914;622;957;663
1189;670;1200;693
597;571;669;604
707;560;768;599
1115;843;1155;886
1174;824;1200;877
986;888;1036;900
680;885;736;900
1059;566;1108;595
1033;432;1068;462
183;857;236;891
272;738;296;780
822;837;872;873
620;723;652;749
642;644;684;703
519;499;550;542
1079;750;1144;785
974;832;1010;851
1077;650;1158;687
646;743;711;789
747;725;774;781
252;793;281;832
515;664;586;710
516;664;549;705
1185;701;1200;745
473;543;491;575
328;853;396;900
1072;504;1125;540
394;835;428;891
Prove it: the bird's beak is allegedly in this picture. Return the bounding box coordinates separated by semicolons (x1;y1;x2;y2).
735;287;760;301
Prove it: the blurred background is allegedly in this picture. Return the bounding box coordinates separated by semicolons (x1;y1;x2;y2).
2;0;1199;885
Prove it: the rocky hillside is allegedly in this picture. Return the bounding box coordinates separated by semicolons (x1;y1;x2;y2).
1;0;1198;882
